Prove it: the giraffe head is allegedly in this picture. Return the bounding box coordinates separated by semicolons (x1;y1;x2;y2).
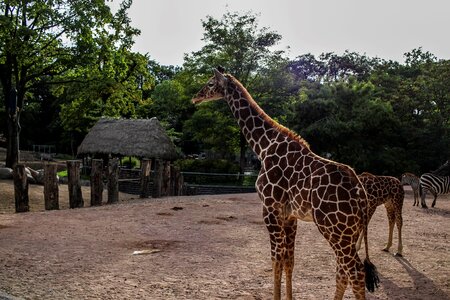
192;67;228;104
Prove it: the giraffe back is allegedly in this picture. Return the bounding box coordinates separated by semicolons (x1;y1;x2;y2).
359;173;405;216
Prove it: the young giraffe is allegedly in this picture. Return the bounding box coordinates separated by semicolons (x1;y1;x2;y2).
357;172;405;256
401;172;420;206
192;69;379;300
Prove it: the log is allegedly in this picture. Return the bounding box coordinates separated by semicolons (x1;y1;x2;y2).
67;160;84;208
44;163;59;210
107;158;119;204
140;159;152;198
152;159;163;198
90;159;103;206
13;164;29;213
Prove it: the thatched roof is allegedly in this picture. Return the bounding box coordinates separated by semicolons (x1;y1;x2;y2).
77;118;179;160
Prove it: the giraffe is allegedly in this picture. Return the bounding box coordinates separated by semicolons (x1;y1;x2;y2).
192;68;379;300
401;172;420;206
357;172;405;256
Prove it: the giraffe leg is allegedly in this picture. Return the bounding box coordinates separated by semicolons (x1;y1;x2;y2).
394;211;403;256
383;204;395;253
262;205;284;300
283;219;297;300
272;259;282;300
334;247;366;300
333;265;349;300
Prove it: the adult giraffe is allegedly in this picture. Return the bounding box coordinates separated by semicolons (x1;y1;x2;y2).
192;68;379;300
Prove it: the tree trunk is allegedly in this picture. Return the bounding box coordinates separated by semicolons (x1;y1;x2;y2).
44;163;59;210
140;159;152;198
152;159;163;198
107;158;119;204
67;160;84;208
4;87;20;168
13;164;29;213
90;159;103;206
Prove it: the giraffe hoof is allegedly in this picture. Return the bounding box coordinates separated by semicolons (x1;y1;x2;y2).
394;252;403;257
382;248;389;253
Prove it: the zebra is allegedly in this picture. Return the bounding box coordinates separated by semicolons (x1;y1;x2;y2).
401;173;420;206
419;173;450;208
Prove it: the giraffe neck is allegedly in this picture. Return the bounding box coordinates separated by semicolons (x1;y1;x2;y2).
224;75;309;159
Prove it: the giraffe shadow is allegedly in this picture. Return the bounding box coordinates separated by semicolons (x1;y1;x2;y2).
378;256;449;300
414;206;450;219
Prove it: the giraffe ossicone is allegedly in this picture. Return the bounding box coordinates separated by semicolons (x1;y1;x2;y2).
192;68;379;300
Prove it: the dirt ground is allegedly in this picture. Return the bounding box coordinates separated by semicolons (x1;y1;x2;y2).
0;180;449;300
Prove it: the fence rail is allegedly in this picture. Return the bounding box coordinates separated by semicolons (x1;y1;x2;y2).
117;169;257;196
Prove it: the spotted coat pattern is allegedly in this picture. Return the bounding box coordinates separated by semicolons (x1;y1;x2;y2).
358;173;405;256
192;69;378;300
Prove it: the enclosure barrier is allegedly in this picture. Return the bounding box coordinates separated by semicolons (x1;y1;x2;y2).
11;158;184;212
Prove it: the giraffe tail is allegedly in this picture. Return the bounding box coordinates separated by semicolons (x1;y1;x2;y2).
364;258;379;292
361;189;380;292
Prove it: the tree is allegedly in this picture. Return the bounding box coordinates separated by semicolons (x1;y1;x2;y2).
182;11;286;171
0;0;140;166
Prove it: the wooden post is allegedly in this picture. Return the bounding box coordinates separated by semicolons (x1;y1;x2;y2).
13;164;29;213
90;159;103;206
152;159;163;198
170;165;184;196
161;160;171;196
140;158;152;198
44;163;59;210
67;160;84;208
107;158;119;204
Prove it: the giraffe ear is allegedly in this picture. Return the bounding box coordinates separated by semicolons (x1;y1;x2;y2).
213;68;227;87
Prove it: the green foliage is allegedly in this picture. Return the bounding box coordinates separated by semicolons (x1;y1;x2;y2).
183;103;240;158
120;157;140;169
57;170;68;178
287;49;450;175
181;11;286;165
1;1;448;178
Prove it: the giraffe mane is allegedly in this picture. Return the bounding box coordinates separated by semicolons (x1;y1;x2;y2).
227;74;310;149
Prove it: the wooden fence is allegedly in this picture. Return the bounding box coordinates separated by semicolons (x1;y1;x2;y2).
12;158;183;213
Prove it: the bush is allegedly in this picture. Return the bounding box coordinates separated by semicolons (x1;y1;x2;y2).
120;157;140;169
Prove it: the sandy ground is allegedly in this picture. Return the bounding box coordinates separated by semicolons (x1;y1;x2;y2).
0;180;449;300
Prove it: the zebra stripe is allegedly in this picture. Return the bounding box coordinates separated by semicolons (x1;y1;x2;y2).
419;173;450;208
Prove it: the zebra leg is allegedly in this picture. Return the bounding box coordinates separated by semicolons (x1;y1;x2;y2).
431;193;438;208
413;189;419;206
420;190;428;209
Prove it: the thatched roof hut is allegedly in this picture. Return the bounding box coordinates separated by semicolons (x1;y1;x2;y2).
77;118;179;161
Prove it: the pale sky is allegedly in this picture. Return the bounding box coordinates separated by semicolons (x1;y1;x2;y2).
110;0;450;66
